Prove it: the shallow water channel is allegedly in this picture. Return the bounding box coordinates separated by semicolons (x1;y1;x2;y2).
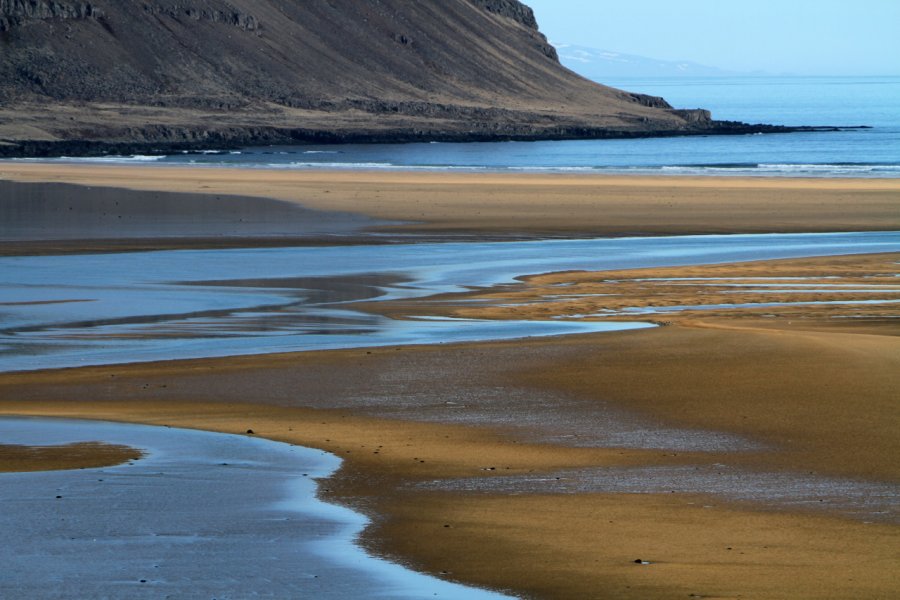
2;233;899;597
0;417;513;600
1;231;898;371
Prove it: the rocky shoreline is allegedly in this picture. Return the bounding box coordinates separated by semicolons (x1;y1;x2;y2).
0;0;871;159
1;0;812;160
0;122;858;159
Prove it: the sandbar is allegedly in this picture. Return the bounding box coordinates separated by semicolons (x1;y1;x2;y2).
1;165;898;248
372;252;900;333
0;441;142;472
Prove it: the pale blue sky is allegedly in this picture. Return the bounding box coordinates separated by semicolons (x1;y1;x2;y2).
526;0;900;75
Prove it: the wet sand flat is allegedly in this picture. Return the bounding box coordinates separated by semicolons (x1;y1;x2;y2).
362;252;900;483
1;166;898;598
1;314;898;598
0;179;384;254
1;165;899;243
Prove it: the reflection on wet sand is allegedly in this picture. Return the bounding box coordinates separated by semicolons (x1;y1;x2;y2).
1;232;898;371
0;418;511;600
5;274;408;337
0;180;382;241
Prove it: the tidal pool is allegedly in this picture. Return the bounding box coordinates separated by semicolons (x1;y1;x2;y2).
0;417;513;600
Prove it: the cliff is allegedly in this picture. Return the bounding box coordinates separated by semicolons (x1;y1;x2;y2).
0;0;784;156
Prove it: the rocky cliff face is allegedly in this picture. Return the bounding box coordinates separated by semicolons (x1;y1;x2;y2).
0;0;770;156
140;4;259;31
469;0;539;28
0;1;102;30
466;0;556;58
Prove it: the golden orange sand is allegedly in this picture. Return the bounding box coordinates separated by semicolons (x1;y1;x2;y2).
2;164;899;237
1;314;897;597
371;252;900;332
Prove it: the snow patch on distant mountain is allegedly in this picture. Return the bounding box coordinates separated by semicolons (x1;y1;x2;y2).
553;43;737;78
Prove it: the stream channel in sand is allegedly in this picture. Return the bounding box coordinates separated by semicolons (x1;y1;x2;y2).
2;231;900;598
1;231;898;372
0;417;513;599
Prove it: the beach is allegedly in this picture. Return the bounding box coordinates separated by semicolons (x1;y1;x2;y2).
2;165;899;244
1;166;898;598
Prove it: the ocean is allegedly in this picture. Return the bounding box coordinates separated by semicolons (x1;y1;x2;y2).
16;76;900;177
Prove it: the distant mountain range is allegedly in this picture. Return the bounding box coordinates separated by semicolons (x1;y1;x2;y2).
554;43;741;78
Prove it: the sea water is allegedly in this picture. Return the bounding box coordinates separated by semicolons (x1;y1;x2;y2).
21;76;899;177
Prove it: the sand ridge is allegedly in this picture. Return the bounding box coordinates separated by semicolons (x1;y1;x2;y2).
368;252;900;332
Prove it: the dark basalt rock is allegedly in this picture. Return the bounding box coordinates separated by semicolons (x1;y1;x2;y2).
0;121;815;159
671;109;713;124
0;0;101;31
0;0;818;157
467;0;557;59
141;4;259;31
629;93;674;110
469;0;539;29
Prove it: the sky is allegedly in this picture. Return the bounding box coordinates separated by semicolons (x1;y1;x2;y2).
526;0;900;76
